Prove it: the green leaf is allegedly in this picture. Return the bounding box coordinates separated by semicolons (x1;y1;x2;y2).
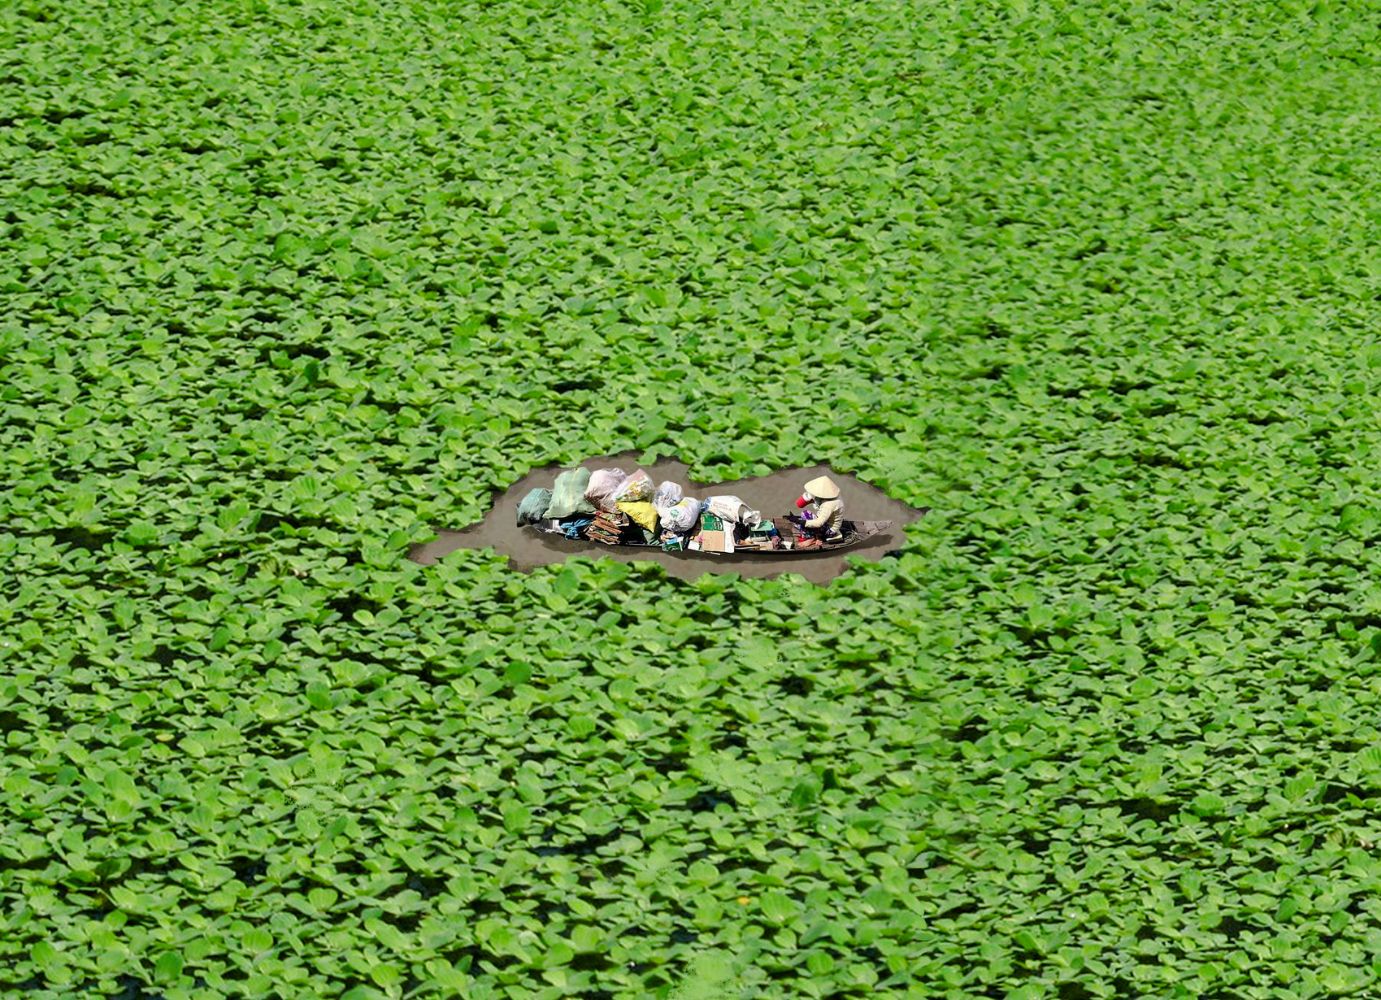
568;715;597;739
369;962;402;988
30;940;60;968
1190;792;1226;818
154;950;184;981
569;925;602;952
241;927;273;953
760;891;798;925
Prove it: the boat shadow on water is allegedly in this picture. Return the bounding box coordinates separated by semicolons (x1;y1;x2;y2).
408;453;929;584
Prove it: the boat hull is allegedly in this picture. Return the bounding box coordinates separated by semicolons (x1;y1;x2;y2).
526;519;893;555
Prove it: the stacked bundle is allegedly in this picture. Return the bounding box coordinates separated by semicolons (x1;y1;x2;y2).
586;510;629;545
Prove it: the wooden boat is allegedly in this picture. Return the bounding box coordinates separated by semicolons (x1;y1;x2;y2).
525;515;892;556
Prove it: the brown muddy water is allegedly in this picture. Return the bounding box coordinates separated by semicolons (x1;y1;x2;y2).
407;453;928;584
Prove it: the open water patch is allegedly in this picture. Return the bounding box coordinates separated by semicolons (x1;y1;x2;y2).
408;453;927;584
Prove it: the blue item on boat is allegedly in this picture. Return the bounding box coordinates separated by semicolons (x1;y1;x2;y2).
561;517;593;540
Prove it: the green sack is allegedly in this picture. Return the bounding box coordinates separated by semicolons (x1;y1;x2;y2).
544;467;596;519
517;488;553;526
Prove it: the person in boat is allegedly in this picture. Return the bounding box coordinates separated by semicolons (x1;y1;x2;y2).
795;475;845;542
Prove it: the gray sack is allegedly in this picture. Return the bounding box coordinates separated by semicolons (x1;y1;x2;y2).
517;487;553;526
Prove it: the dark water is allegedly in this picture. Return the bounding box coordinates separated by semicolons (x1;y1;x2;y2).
407;453;928;584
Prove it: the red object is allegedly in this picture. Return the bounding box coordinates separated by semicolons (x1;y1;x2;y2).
795;496;810;508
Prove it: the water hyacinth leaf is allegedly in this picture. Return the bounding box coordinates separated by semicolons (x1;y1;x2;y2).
760;891;799;925
1354;747;1381;783
154;951;184;982
569;925;602;952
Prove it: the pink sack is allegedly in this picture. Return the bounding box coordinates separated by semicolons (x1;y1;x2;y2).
584;468;627;511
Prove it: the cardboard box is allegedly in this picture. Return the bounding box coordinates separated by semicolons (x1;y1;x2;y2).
695;528;734;553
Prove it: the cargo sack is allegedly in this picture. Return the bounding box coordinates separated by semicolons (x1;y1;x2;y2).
544;467;597;519
585;468;627;511
660;497;701;534
612;469;654;503
705;495;761;528
653;480;684;510
616;500;659;534
516;488;553;526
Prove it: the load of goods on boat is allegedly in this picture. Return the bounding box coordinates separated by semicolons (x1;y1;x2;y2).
515;466;889;556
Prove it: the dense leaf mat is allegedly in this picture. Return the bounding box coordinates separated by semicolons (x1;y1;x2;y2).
4;0;1381;996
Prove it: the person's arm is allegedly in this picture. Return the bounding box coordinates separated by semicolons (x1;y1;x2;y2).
803;498;839;529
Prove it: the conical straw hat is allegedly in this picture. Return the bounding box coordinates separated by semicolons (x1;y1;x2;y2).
804;475;841;500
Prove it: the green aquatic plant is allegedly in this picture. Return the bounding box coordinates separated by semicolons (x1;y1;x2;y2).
3;0;1381;996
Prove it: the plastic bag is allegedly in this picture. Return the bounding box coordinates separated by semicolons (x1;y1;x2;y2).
584;468;626;511
705;495;761;528
660;497;701;534
616;500;659;534
516;488;553;526
561;517;593;539
613;469;654;503
544;467;596;519
653;480;683;510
